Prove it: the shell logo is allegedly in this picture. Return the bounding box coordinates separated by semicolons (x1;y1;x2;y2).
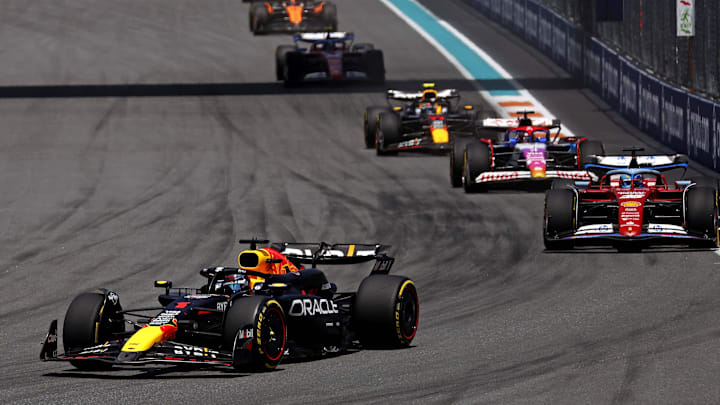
621;201;642;207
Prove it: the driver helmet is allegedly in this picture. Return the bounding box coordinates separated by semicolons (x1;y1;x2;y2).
508;129;528;145
620;174;633;188
633;173;644;188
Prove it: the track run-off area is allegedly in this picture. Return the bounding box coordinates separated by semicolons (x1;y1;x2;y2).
1;0;720;403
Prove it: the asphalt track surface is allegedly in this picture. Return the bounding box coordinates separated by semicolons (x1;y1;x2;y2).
1;0;720;403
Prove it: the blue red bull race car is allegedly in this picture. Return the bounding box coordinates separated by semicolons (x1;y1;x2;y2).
40;239;419;372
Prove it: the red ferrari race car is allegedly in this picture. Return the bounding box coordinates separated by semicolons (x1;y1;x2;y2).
276;32;384;85
544;148;717;250
249;1;337;35
40;240;419;372
457;112;604;191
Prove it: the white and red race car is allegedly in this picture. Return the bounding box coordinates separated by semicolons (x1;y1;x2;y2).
456;111;605;191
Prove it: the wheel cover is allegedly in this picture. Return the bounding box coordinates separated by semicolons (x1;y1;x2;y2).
398;287;418;340
261;306;286;361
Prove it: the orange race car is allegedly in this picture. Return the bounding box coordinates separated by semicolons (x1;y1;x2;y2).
248;1;338;35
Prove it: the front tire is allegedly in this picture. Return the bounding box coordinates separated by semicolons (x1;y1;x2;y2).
376;112;400;156
223;296;287;372
365;107;390;149
354;275;419;348
686;186;718;246
463;142;491;193
450;136;472;187
63;292;123;370
544;189;576;250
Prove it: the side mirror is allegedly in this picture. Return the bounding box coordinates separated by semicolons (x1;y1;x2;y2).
154;280;172;294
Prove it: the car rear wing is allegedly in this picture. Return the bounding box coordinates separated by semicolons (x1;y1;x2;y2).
294;31;354;42
386;89;458;101
271;242;385;265
481;117;560;129
583;151;688;182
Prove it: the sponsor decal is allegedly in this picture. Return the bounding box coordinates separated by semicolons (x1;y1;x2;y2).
184;294;213;299
621;201;642;207
46;333;57;344
282;247;375;258
107;291;119;306
149;310;182;326
618;192;647;199
237;328;254;339
80;342;110;355
288;298;339;317
397;138;422;148
172;344;219;359
216;302;228;312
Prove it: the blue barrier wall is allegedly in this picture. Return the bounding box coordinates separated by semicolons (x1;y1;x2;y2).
464;0;720;172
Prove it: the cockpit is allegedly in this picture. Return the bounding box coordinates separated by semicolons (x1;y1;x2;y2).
505;128;550;144
601;169;663;189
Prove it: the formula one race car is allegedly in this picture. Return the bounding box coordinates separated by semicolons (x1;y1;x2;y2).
543;148;717;250
40;239;419;372
365;83;479;155
458;112;605;191
249;1;337;35
276;32;384;85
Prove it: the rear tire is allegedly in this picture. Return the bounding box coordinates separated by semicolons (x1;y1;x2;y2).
463;142;491;193
284;52;305;86
223;296;287;372
686;186;718;246
275;46;295;81
365;107;390;149
577;140;605;169
63;292;122;370
544;189;576;250
250;4;268;34
376;112;400;156
450;136;472;188
362;50;385;84
321;2;338;30
354;275;419;348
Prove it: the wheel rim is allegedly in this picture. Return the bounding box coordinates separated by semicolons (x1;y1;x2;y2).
261;306;285;361
398;287;418;340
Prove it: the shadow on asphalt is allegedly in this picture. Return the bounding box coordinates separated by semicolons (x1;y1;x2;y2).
0;77;581;99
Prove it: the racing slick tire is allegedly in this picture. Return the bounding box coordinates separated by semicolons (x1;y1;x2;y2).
463;142;491;193
376;112;400;156
321;2;338;31
685;186;718;246
63;292;123;370
544;189;576;250
692;177;720;191
223;296;287;372
249;3;269;34
284;52;305;86
365;107;390;148
275;45;296;81
550;179;576;190
362;50;385;84
354;275;419;349
577;140;605;169
450;136;473;187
